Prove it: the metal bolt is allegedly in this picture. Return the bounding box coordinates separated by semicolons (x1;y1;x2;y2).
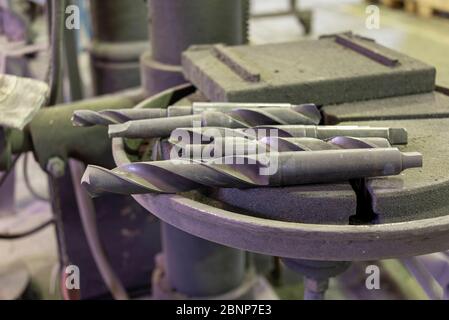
304;277;329;300
46;157;66;178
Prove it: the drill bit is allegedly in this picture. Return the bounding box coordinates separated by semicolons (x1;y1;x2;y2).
108;104;321;138
265;136;392;151
81;148;422;196
72;102;318;127
252;125;407;144
72;109;168;126
169;124;408;145
173;136;392;160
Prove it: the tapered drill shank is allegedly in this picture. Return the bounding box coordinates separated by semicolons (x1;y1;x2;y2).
81;148;422;196
252;125;408;144
170;125;408;145
173;136;392;160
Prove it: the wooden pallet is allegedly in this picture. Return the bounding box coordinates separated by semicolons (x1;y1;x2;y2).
415;0;449;17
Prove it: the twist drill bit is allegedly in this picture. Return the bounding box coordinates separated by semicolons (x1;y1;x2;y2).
71;102;318;127
169;124;408;145
264;136;392;151
174;136;392;160
169;127;251;146
108;104;321;138
72;109;168;126
81;148;422;196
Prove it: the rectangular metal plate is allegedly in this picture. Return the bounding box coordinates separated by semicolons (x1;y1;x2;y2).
182;35;435;105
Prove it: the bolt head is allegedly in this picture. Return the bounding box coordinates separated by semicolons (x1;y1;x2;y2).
46;157;65;178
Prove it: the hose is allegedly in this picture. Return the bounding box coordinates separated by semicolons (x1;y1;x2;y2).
69;159;129;300
0;218;54;240
22;153;50;201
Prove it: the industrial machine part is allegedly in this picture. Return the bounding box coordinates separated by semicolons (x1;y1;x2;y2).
0;0;255;300
101;79;449;301
175;136;394;159
170;125;408;145
182;33;435;104
142;0;249;95
82;146;422;196
156;223;248;298
72;108;168;127
84;1;254;299
322;90;449;124
282;259;350;300
68;32;440;297
107;104;321;138
0;0;47;221
72;102;319;127
88;0;149;94
2;0;449;300
25;89;144;170
0;75;48;171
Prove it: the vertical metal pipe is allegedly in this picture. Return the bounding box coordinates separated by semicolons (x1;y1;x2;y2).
142;0;249;95
303;278;328;300
150;0;248;65
64;14;129;299
90;0;148;43
282;259;350;300
89;0;149;94
142;0;250;297
70;159;129;300
162;223;246;297
47;0;65;105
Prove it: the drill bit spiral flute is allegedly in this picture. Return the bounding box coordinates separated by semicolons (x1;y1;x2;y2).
73;102;423;197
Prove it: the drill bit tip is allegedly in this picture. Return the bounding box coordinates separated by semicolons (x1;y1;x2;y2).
71;110;100;127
